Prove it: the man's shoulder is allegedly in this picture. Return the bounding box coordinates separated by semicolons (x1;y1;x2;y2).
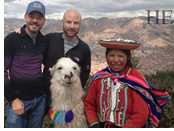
5;31;20;38
4;31;22;43
5;25;26;40
78;38;90;49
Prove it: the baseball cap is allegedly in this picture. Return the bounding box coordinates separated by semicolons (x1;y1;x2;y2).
26;1;46;17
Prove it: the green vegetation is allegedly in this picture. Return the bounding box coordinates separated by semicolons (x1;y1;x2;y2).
145;70;174;128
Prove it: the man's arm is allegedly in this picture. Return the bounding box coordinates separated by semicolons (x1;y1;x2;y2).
4;33;18;102
80;45;91;88
4;33;24;115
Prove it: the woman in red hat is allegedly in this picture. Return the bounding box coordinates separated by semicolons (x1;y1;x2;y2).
84;39;171;128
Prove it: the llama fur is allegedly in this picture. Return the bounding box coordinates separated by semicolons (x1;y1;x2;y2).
49;57;88;128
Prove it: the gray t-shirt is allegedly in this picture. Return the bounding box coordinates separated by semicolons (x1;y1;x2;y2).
32;37;36;44
62;34;79;55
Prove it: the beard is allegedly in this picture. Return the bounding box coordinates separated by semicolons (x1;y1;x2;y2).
63;26;79;39
27;22;41;34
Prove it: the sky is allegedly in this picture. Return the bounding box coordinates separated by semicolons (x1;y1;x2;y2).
3;0;174;20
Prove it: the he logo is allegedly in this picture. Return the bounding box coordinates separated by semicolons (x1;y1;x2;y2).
146;4;173;25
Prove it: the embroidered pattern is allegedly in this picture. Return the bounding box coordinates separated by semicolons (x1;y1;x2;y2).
92;67;171;128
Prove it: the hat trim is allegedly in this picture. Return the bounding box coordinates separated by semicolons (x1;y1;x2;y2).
98;40;141;50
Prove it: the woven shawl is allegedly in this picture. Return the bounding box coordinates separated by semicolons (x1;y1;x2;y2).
91;67;171;128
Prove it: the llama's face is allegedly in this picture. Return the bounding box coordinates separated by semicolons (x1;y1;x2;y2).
49;58;80;85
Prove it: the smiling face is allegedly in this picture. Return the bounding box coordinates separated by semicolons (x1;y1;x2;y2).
106;49;128;73
24;11;46;38
62;10;81;40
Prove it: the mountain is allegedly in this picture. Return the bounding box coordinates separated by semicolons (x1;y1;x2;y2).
4;17;174;75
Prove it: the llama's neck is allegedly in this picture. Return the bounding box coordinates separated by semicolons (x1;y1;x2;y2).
51;82;82;111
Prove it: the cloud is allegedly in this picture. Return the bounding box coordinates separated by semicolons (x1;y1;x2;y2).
4;0;174;19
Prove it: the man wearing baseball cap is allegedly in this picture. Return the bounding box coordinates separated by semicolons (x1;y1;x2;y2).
4;1;47;128
26;1;45;17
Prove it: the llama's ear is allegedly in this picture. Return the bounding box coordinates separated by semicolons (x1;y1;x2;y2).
49;59;60;76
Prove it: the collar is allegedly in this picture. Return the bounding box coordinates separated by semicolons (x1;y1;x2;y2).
91;66;131;84
20;24;43;39
20;25;28;37
118;65;131;76
61;32;80;46
62;33;79;46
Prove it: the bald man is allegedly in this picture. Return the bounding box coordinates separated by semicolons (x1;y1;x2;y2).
62;10;81;40
43;9;91;114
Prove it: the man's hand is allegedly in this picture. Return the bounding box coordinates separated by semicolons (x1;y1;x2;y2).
14;28;21;34
12;98;24;115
